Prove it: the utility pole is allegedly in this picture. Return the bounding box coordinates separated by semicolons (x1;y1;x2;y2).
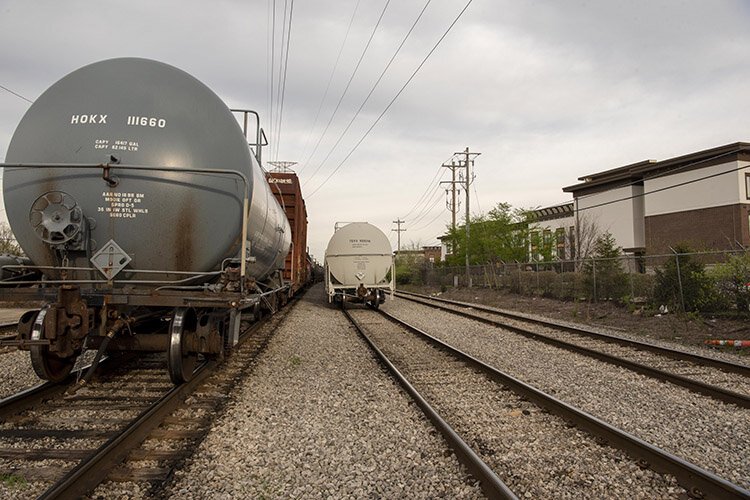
456;147;480;287
440;160;462;234
392;218;405;254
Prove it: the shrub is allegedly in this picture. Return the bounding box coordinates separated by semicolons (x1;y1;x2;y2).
582;232;628;301
653;246;721;312
710;252;750;311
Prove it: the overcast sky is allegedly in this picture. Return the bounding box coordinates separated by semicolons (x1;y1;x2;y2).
2;0;750;259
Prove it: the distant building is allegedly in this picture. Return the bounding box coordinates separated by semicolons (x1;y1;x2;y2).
433;142;750;265
394;246;442;265
564;142;750;256
529;203;575;261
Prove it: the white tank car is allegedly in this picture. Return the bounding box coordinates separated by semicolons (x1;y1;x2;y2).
324;222;394;307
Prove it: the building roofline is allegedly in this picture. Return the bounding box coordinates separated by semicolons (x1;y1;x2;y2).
563;141;750;195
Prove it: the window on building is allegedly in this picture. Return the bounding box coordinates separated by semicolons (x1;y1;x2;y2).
746;173;750;200
555;228;566;260
569;226;576;260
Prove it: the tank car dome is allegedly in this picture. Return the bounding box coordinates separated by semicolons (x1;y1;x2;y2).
2;58;272;277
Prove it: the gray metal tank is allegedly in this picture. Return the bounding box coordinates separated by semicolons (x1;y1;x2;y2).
3;58;290;282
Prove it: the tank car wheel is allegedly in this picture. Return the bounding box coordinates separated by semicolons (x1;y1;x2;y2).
167;308;199;384
30;307;76;383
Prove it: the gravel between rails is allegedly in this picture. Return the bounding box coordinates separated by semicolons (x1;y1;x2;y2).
420;296;750;397
167;285;483;499
384;297;750;491
349;307;685;499
0;350;45;399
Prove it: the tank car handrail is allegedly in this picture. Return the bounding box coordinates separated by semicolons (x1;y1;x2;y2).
325;253;393;258
0;276;222;286
0;161;252;290
2;265;223;276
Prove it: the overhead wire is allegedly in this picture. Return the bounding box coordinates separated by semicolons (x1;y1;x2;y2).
400;153;456;220
305;0;476;198
0;84;32;104
271;0;290;159
410;205;448;232
406;183;445;228
274;0;295;160
268;0;277;155
297;0;362;174
301;0;392;186
408;187;446;227
403;181;447;229
303;0;432;186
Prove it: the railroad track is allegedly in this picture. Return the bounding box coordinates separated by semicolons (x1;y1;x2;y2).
395;290;750;409
0;321;19;354
344;305;750;499
0;301;296;499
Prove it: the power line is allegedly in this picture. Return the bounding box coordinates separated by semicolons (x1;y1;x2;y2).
268;0;278;151
305;0;475;198
410;205;447;232
409;188;446;227
0;84;33;104
297;0;362;174
401;153;456;220
271;0;291;159
403;177;446;225
274;0;295;160
301;0;392;186
304;0;433;186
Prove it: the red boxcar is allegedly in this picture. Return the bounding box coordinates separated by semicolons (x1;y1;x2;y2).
266;171;309;293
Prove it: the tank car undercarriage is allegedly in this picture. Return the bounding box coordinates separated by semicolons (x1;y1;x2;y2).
1;269;291;385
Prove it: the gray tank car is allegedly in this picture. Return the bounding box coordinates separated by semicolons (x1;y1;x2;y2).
1;58;293;383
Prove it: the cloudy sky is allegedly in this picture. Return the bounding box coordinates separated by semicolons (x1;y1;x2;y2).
1;0;750;259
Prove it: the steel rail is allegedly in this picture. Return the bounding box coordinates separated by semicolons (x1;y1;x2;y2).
376;307;750;499
397;290;750;375
38;360;214;500
38;294;301;499
343;305;517;500
396;291;750;409
0;356;120;419
0;381;66;421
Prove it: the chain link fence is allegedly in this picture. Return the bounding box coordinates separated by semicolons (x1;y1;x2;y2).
414;249;750;312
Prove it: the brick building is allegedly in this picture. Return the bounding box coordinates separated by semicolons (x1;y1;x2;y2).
563;142;750;256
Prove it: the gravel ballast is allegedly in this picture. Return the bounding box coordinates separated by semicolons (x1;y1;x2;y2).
385;296;750;491
167;285;482;498
348;307;685;499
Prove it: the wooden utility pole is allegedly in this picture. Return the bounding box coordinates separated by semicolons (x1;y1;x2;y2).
456;147;480;287
440;160;462;256
392;218;405;253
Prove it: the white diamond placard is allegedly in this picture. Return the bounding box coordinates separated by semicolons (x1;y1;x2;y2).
90;239;132;280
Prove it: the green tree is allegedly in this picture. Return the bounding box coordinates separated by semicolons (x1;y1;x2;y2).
582;232;627;301
444;202;544;266
394;241;426;285
0;223;23;255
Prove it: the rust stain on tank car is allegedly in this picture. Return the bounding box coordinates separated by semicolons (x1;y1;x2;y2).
173;194;195;271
